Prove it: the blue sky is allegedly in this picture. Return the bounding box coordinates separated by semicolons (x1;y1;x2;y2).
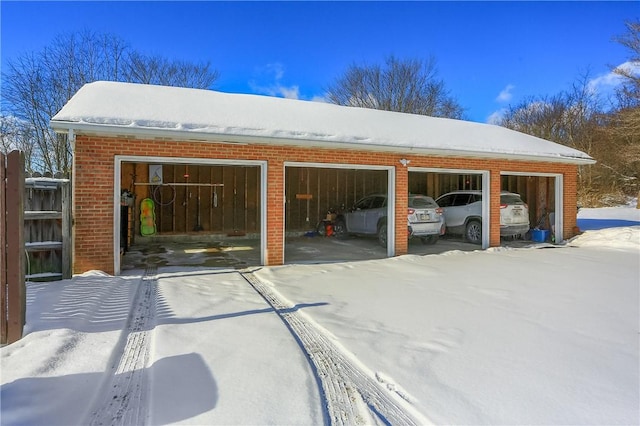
1;1;637;123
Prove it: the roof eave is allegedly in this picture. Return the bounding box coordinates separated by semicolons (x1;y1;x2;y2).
50;120;597;166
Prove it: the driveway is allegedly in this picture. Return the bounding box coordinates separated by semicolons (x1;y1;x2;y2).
122;234;532;270
4;227;637;425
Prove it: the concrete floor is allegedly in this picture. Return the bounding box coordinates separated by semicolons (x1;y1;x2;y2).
121;233;532;271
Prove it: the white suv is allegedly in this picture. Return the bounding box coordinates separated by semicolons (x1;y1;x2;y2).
333;194;445;246
435;190;530;244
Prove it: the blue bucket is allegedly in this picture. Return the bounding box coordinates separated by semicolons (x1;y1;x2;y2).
531;229;549;242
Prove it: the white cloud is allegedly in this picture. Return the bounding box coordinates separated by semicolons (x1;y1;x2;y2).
249;62;300;100
496;84;515;103
487;108;506;124
588;61;640;93
265;63;285;81
274;85;301;100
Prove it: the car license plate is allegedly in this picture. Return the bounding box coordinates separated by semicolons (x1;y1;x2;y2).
419;214;430;220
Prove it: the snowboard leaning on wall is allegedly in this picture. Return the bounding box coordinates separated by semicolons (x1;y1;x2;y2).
140;198;156;236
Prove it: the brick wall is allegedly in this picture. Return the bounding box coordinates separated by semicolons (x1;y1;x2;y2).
73;135;579;274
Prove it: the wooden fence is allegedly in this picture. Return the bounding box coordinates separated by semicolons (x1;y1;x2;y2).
24;176;72;281
1;150;72;344
1;151;26;344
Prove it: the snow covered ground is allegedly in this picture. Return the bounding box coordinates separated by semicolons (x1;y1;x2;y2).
578;198;640;230
1;205;638;425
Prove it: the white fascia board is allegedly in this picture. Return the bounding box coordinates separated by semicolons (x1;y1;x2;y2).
51;120;597;166
285;161;393;171
409;167;488;174
501;171;564;177
115;154;265;167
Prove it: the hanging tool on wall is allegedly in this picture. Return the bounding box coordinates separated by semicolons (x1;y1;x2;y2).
193;185;203;231
182;169;190;207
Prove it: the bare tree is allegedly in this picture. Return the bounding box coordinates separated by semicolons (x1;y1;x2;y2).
325;55;464;119
126;52;219;88
607;20;640;204
2;29;220;175
612;20;640;110
3;30;132;174
609;20;640;135
496;72;611;203
0;115;36;173
499;73;603;152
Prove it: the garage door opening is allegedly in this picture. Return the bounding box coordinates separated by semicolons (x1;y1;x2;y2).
408;169;487;254
408;170;562;252
501;173;561;244
284;165;393;263
117;159;263;272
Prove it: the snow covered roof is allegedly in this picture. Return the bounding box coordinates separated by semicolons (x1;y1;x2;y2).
50;81;594;164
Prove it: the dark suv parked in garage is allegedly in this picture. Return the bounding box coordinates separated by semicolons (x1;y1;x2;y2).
435;190;529;244
333;194;445;247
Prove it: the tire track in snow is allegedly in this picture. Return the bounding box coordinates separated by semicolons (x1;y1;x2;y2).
87;267;158;426
241;270;431;426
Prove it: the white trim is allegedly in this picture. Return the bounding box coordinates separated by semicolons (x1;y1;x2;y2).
408;167;491;249
113;155;267;275
500;171;562;177
501;171;564;242
283;162;396;259
116;155;265;167
70;131;77;276
555;175;564;242
286;161;393;171
482;173;490;249
261;162;268;266
408;167;488;175
387;167;396;257
114;160;122;274
51;120;596;166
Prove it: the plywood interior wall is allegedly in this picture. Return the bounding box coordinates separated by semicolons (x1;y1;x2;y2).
285;168;388;231
121;163;260;238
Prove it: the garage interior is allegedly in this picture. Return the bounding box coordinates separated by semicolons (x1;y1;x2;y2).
501;174;557;234
119;161;558;269
284;166;390;263
410;170;557;243
119;161;262;270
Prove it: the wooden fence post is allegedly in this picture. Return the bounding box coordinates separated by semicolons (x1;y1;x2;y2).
62;181;72;279
5;151;25;343
1;152;6;344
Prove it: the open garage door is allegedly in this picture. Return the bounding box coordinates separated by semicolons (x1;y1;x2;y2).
115;156;266;273
408;168;489;254
501;172;563;244
284;164;394;263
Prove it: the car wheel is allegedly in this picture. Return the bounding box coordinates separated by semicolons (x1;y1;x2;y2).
421;235;438;245
465;220;482;244
377;223;388;247
333;218;347;239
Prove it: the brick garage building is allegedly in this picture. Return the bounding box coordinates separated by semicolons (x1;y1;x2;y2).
51;81;594;275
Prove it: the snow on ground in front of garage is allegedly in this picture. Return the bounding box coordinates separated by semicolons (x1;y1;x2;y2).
1;215;638;424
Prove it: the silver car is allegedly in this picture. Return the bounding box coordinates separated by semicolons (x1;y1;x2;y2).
407;194;446;244
435;190;530;244
334;194;445;246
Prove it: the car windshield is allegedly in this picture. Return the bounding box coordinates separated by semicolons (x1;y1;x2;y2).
501;194;524;205
410;196;437;208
